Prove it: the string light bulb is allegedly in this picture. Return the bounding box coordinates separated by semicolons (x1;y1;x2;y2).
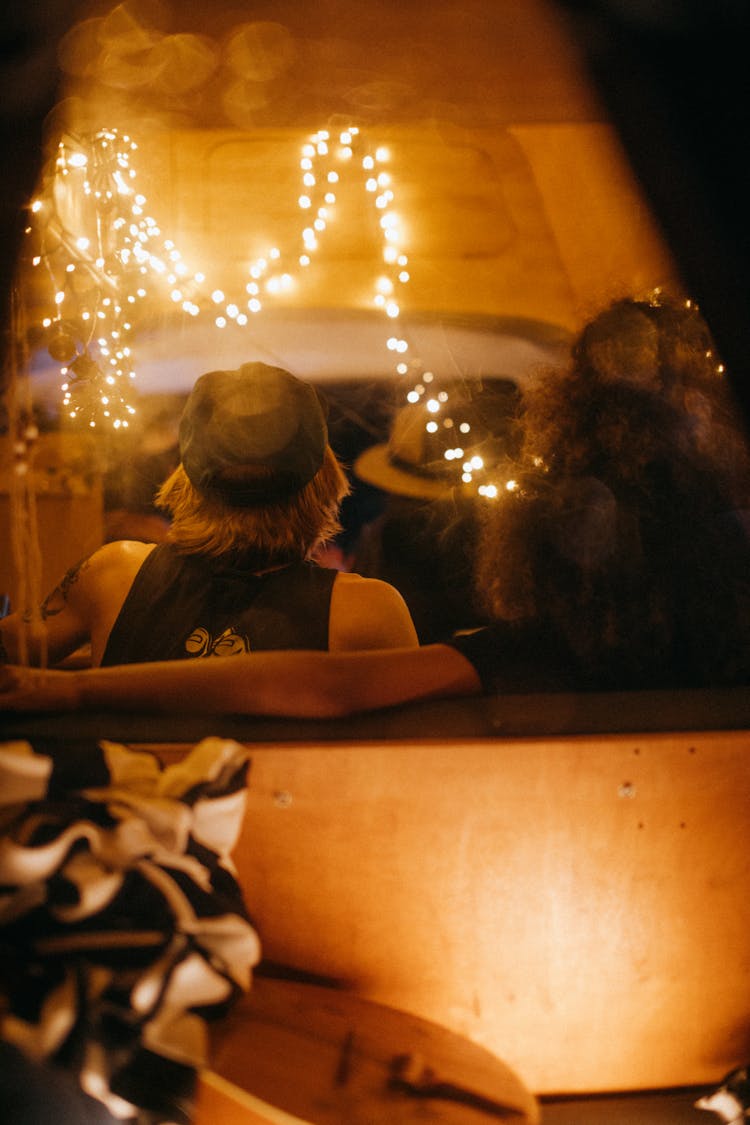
23;122;518;499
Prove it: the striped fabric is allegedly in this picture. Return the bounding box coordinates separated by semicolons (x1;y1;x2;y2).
0;737;261;1124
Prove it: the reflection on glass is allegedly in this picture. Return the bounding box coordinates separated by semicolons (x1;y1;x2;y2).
3;0;680;655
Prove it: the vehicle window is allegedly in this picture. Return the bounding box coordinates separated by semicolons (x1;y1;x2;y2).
2;0;728;694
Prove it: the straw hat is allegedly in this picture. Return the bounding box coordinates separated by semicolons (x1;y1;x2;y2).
354;382;521;500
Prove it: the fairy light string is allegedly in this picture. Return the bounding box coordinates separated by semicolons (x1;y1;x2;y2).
31;130;725;501
9;135;729;670
25;129;397;414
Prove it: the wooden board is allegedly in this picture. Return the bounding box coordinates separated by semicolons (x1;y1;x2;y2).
152;728;750;1094
223;731;750;1094
195;977;538;1125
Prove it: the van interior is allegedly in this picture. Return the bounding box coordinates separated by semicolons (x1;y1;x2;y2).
1;2;749;1123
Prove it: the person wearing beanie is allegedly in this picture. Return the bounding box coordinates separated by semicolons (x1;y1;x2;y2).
3;294;749;715
0;363;417;668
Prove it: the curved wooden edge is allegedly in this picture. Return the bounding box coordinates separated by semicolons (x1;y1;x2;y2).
199;977;539;1125
196;1071;312;1125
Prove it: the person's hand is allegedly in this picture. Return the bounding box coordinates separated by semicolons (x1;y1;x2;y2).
0;665;80;711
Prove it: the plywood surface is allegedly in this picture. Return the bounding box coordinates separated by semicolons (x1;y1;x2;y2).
209;730;750;1095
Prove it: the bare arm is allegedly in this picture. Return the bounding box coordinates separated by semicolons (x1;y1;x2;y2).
328;573;419;650
0;644;482;717
0;557;92;666
0;541;154;668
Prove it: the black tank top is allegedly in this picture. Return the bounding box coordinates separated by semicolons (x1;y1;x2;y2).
101;544;338;665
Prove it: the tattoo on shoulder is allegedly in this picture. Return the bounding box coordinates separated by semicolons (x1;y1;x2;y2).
40;556;92;619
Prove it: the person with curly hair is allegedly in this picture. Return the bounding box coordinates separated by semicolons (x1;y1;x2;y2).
469;294;750;690
2;296;748;714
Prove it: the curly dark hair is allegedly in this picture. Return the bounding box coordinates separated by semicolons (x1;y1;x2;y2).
475;295;750;688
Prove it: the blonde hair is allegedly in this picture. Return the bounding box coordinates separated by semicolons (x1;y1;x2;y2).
156;445;350;563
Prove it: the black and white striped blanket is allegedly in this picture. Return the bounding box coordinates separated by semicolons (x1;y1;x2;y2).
0;736;260;1124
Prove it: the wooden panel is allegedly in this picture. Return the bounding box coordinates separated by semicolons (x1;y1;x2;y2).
151;124;577;325
212;730;750;1096
510;123;682;316
129;119;678;334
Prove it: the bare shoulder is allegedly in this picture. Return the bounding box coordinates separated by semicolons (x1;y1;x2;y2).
43;541;156;611
87;539;157;574
1;542;157;667
329;571;419;650
331;570;407;601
